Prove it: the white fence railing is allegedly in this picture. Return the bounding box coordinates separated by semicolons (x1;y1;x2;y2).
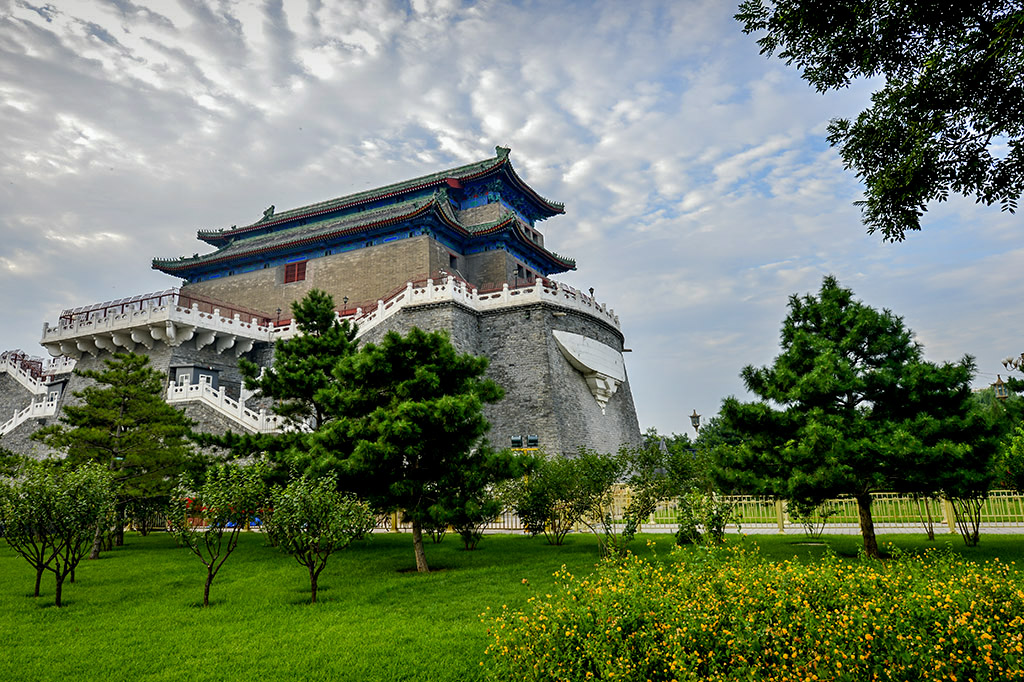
166;382;282;433
0;396;59;436
0;353;76;394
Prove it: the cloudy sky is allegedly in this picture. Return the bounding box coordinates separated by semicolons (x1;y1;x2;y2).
1;0;1021;435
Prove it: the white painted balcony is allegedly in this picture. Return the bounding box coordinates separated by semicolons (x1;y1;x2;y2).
42;301;270;359
41;276;618;358
1;353;76;394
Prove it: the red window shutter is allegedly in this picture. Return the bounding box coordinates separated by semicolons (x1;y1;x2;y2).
284;261;307;283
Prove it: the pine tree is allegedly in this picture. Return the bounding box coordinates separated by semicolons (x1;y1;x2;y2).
309;327;504;572
712;276;989;557
33;353;196;556
198;289;359;474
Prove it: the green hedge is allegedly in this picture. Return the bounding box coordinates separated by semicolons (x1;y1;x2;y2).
482;544;1024;681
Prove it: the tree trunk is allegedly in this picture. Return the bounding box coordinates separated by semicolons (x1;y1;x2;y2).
309;565;318;604
88;522;104;560
204;572;213;607
54;573;64;607
115;503;125;547
924;499;935;541
411;518;429;573
34;566;43;597
855;492;880;559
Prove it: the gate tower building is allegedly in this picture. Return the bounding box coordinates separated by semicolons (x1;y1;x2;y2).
3;147;641;455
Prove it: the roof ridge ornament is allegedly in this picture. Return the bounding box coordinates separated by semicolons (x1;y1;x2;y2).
495;145;510;158
260;205;275;221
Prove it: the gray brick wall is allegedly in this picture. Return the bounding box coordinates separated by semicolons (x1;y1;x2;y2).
359;301;641;455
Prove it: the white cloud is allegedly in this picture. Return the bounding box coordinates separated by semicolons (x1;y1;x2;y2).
0;0;1019;435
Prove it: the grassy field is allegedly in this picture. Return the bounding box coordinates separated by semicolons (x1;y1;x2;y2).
2;530;1022;682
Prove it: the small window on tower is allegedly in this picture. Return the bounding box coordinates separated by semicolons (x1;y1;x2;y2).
450;254;458;269
284;261;307;283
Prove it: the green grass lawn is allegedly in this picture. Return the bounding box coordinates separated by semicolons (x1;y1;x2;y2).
2;530;1022;682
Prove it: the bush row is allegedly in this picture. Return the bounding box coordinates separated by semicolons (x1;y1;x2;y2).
482;544;1024;681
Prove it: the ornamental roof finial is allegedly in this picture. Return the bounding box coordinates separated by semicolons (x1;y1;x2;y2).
495;145;510;158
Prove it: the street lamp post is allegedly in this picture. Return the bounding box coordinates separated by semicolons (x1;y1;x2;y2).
689;409;701;436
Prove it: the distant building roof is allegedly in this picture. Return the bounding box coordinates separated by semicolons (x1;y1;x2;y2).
152;147;575;280
194;146;564;246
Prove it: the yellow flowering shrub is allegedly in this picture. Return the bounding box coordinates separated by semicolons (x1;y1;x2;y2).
482;545;1024;681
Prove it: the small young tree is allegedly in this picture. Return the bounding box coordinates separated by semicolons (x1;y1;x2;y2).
427;447;533;550
1005;426;1024;494
265;475;373;603
45;464;116;606
598;445;675;555
507;450;621;546
0;463;62;597
168;462;267;607
33;353;197;556
0;461;114;606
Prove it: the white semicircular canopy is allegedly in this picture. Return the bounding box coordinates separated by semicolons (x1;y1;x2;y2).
552;330;625;380
552;330;625;413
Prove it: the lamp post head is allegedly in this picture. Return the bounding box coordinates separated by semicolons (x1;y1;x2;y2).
690;409;701;434
994;375;1009;400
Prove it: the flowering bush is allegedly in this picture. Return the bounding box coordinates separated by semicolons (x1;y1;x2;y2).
482;544;1024;681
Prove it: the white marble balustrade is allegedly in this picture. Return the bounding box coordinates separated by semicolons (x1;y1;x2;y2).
0;395;59;436
166;381;282;433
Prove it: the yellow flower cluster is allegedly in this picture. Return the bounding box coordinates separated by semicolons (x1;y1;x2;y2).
481;546;1024;681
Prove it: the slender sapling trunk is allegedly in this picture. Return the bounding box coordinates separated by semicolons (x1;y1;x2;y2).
89;522;103;560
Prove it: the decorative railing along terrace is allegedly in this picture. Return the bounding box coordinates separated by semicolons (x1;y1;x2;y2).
0;394;59;436
299;272;621;341
0;351;76;393
44;273;619;359
166;382;283;433
58;289;274;327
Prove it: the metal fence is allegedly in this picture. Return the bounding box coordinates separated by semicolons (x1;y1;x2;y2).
376;489;1024;535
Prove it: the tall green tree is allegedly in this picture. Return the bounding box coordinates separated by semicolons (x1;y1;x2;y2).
308;327;504;573
737;1;1024;241
32;353;196;556
713;276;986;558
241;289;358;431
198;289;359;475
